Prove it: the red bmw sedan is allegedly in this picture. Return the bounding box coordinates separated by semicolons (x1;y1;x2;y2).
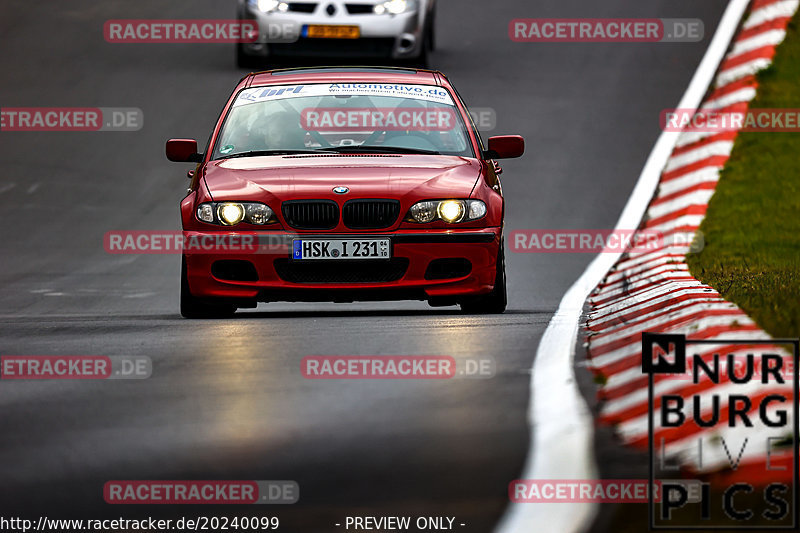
167;66;524;318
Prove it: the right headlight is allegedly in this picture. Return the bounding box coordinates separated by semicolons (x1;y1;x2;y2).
405;200;487;224
374;0;418;15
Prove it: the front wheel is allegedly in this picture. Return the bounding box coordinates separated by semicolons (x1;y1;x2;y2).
180;257;237;319
460;242;507;314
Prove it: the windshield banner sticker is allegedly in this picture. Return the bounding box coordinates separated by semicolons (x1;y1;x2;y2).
234;83;455;107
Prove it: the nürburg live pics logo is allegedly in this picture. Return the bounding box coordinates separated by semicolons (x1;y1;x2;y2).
642;332;799;529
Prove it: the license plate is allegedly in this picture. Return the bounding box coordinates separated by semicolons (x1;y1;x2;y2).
304;24;360;39
292;238;390;260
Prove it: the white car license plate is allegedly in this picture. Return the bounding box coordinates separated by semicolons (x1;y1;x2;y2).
292;238;390;260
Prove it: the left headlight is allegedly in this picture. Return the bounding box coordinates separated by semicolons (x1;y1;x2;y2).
374;0;418;15
405;200;487;224
196;202;277;226
248;0;289;13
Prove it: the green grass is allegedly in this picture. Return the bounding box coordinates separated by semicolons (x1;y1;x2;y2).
686;13;800;338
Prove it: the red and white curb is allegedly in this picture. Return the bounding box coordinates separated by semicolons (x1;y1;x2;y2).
495;1;793;532
586;0;797;483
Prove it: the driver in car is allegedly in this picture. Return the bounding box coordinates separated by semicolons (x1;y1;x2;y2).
249;111;308;151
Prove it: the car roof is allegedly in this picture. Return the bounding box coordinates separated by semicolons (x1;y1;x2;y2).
245;66;445;88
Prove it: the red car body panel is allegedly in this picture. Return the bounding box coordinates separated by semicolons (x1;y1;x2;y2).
180;68;506;305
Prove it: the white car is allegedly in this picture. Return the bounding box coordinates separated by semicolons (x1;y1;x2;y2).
236;0;436;67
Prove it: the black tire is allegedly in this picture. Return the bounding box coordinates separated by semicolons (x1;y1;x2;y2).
180;257;237;319
460;242;507;314
236;43;263;70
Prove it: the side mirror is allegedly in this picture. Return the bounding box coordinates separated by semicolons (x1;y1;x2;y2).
485;135;525;159
166;139;202;163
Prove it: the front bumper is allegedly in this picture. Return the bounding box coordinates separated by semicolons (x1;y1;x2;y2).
184;228;500;303
241;8;425;59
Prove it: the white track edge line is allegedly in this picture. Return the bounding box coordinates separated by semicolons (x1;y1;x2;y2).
492;2;750;532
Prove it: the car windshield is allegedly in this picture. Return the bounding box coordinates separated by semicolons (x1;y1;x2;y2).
212;83;475;159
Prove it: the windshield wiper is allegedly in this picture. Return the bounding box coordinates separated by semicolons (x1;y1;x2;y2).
318;146;441;155
218;149;321;159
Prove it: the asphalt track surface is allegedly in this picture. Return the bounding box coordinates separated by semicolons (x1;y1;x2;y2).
0;1;727;531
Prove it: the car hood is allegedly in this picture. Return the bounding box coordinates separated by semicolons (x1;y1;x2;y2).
202;154;481;203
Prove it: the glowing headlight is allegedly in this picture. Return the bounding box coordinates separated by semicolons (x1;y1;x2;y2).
249;0;288;13
438;200;465;223
374;0;417;15
219;203;245;226
196;202;276;226
406;200;487;224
